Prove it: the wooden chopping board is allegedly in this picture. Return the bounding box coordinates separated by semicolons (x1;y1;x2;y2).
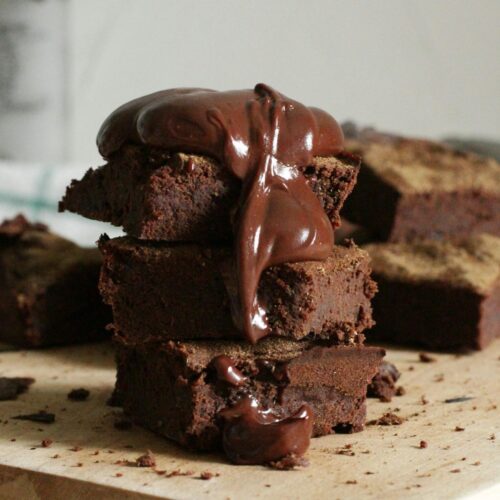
0;340;498;500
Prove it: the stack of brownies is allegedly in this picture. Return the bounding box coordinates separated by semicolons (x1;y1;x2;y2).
60;86;385;464
340;126;500;351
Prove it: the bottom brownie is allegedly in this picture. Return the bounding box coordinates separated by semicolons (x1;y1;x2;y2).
113;336;384;451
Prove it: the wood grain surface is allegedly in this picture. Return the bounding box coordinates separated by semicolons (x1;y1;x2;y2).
0;340;498;500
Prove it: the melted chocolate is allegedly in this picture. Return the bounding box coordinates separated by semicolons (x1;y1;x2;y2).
212;355;247;386
97;84;344;343
220;395;313;465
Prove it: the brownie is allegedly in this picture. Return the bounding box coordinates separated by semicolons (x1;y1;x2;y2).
341;130;500;242
59;145;359;242
98;236;376;343
113;336;385;450
0;214;111;347
365;234;500;350
367;361;400;402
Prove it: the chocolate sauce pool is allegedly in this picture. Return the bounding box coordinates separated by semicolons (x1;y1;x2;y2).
97;84;344;343
213;355;313;464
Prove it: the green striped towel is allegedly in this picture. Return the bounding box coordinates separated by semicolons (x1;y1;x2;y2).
0;161;122;246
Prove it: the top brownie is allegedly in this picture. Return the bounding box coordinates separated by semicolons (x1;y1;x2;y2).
341;128;500;242
59;144;359;242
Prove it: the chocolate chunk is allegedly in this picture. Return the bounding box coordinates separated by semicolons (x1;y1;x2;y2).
0;377;34;401
135;450;156;468
418;353;436;363
445;396;474;403
12;411;55;424
67;388;90;401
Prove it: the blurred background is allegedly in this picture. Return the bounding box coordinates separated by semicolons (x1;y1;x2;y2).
1;0;499;243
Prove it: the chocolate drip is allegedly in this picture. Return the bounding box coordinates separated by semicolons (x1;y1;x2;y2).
97;84;344;343
220;395;313;465
212;355;247;386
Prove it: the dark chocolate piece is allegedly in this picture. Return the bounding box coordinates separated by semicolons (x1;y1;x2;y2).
0;214;111;347
0;377;34;401
67;388;90;401
365;234;500;350
66;85;349;342
99;237;375;342
220;396;313;465
342;130;500;242
13;411;55;423
113;337;384;451
367;361;400;402
444;396;474;404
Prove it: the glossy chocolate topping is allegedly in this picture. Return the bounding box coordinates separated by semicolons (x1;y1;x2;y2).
97;84;344;343
220;395;313;465
212;355;247;386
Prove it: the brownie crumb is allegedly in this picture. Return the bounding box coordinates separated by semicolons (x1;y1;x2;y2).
472;461;481;466
419;440;428;449
114;419;133;431
420;395;429;405
454;426;465;432
489;434;495;441
198;471;220;480
335;444;356;456
12;411;55;424
450;468;461;473
395;386;406;396
367;361;401;402
51;454;60;459
41;439;53;448
70;446;82;452
367;412;405;426
67;388;90;401
164;469;194;478
268;453;309;470
346;480;358;485
419;353;436;363
136;450;156;468
115;473;123;478
0;377;35;401
445;396;474;403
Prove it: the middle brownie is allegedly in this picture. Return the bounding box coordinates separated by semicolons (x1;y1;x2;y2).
99;237;376;343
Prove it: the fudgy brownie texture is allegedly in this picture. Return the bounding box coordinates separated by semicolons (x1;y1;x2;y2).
113;336;385;450
59;145;359;242
0;214;111;347
367;361;401;402
98;236;376;343
341;129;500;242
365;234;500;350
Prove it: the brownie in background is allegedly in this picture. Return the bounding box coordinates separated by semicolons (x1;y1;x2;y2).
0;214;111;347
365;234;500;350
341;128;500;242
